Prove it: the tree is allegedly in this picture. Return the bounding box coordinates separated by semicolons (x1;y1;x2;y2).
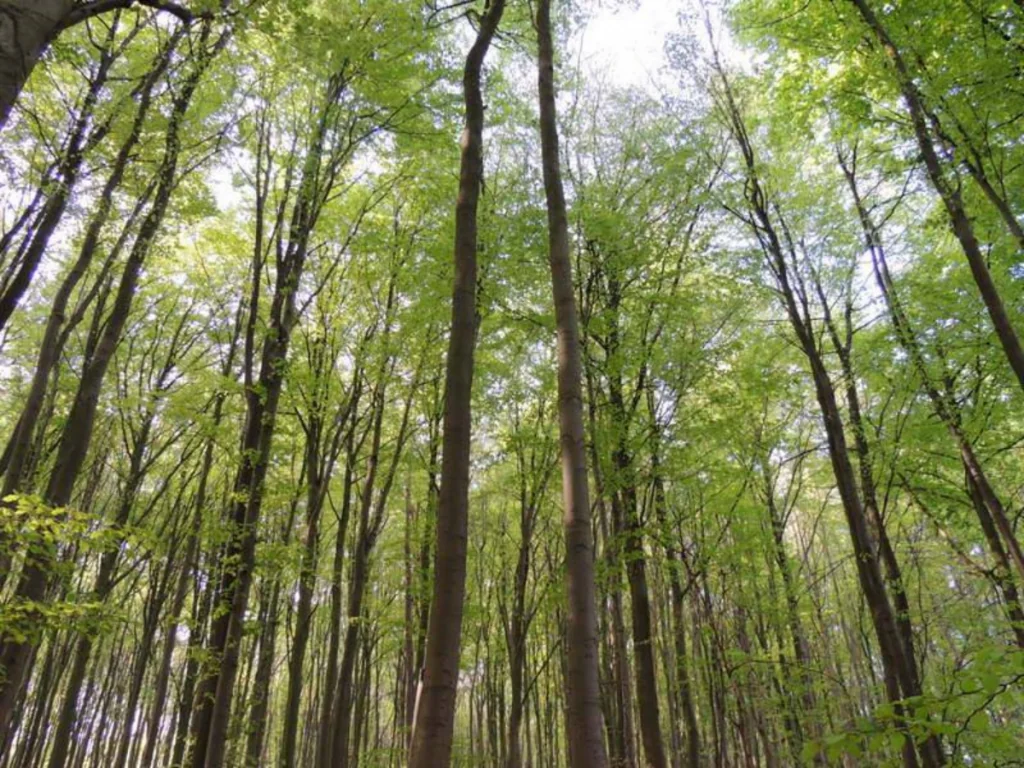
408;2;507;765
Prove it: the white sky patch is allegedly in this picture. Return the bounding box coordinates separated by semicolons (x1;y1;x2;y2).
209;162;239;213
576;1;680;92
575;0;753;94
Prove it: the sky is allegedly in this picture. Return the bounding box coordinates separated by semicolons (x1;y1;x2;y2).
575;1;682;91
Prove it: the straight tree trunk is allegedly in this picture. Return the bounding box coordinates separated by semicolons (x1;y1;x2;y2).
188;67;345;768
840;150;1024;643
0;24;180;590
649;429;700;768
280;362;350;768
0;14;128;335
713;56;942;767
535;1;608;765
243;579;283;767
604;277;667;768
333;315;416;768
315;431;358;768
408;2;506;764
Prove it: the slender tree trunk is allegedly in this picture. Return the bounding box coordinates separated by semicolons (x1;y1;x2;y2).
604;285;667;768
840;150;1024;641
649;430;700;768
244;580;282;767
189;66;343;768
535;1;608;764
334;321;416;768
316;435;357;768
114;561;170;768
0;27;178;590
280;408;340;768
813;275;930;727
408;2;506;764
0;12;132;334
713;57;941;767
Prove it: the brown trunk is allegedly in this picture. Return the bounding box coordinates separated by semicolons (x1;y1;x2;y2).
584;368;634;768
0;24;180;588
280;360;351;768
404;488;418;745
334;316;418;768
604;292;666;767
0;14;132;335
840;149;1024;643
189;66;344;768
315;424;358;768
812;274;927;713
535;1;609;764
171;556;215;768
649;426;700;768
503;404;553;768
408;2;506;764
243;580;283;767
115;558;171;768
966;476;1024;648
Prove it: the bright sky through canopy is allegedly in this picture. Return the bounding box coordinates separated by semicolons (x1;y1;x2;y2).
577;1;680;90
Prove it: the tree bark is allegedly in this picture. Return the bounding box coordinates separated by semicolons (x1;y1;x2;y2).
0;0;73;131
649;421;700;768
0;20;217;742
407;2;506;765
840;148;1024;644
535;1;609;765
188;66;344;768
713;55;941;767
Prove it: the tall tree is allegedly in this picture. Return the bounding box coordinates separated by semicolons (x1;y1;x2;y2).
408;1;507;765
534;1;609;765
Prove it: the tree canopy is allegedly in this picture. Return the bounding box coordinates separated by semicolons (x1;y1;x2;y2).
0;0;1022;766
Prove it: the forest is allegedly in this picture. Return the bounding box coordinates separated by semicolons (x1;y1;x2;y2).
0;0;1022;766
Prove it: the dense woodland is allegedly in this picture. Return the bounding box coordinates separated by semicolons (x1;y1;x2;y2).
0;0;1022;766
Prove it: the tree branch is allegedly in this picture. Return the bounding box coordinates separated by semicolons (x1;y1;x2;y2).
59;0;196;33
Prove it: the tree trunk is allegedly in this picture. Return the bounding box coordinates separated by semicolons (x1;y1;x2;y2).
189;66;343;768
315;432;357;768
0;27;179;590
408;2;506;765
243;580;282;767
649;430;700;768
713;57;941;767
0;0;73;131
535;1;608;765
840;149;1024;645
